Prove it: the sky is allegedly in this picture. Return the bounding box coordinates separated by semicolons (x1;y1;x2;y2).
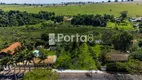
0;0;122;4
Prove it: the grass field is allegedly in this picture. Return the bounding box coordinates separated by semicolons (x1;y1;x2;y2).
107;20;134;30
1;3;142;16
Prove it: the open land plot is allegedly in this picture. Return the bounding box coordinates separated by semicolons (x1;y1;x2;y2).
0;3;142;16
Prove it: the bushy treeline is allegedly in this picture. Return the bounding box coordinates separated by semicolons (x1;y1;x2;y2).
22;69;59;80
71;14;115;27
0;10;63;27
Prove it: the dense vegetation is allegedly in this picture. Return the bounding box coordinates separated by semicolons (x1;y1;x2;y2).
1;3;142;75
22;69;58;80
0;10;63;27
71;14;114;27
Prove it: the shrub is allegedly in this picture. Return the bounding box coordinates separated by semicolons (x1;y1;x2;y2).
106;62;128;72
22;69;59;80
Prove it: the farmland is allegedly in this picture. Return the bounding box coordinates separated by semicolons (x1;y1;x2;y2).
0;3;142;16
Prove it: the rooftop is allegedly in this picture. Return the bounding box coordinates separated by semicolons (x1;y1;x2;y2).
0;42;22;55
106;51;129;62
33;55;57;64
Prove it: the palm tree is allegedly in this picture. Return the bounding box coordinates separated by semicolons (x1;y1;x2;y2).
14;51;25;72
25;51;35;72
0;54;12;71
7;50;13;72
0;54;13;79
7;56;13;72
12;56;17;80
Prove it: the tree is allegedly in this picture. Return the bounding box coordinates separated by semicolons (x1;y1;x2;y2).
38;48;48;68
55;49;71;69
102;29;113;45
132;49;142;61
108;0;111;2
0;55;12;71
127;60;142;73
112;31;133;52
8;13;19;26
14;49;27;71
0;10;56;27
25;51;35;71
138;40;142;47
139;22;142;28
54;15;63;23
76;43;96;69
71;14;108;27
115;0;118;2
120;11;128;19
41;33;49;41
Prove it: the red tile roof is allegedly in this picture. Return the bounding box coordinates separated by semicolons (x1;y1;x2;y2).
0;42;22;55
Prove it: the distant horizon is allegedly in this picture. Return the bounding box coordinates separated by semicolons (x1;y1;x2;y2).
0;0;132;4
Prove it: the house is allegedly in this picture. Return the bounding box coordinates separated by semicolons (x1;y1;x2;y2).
106;51;129;62
130;17;142;22
0;42;22;57
135;17;142;22
64;16;73;22
33;55;57;65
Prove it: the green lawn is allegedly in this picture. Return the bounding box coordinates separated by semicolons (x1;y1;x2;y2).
0;3;142;16
107;20;134;30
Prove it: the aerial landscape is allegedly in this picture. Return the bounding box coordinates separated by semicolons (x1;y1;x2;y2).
0;0;142;80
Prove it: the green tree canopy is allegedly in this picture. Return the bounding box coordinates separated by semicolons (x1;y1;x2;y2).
112;31;133;52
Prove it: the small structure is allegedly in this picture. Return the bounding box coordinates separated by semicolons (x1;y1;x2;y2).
95;40;102;44
100;66;107;71
135;17;142;22
64;16;73;22
49;46;57;50
33;50;39;57
115;18;122;22
33;55;57;65
106;51;129;62
0;42;22;57
130;17;142;22
129;18;137;22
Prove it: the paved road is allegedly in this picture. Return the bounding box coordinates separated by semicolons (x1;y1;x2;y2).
58;72;142;80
